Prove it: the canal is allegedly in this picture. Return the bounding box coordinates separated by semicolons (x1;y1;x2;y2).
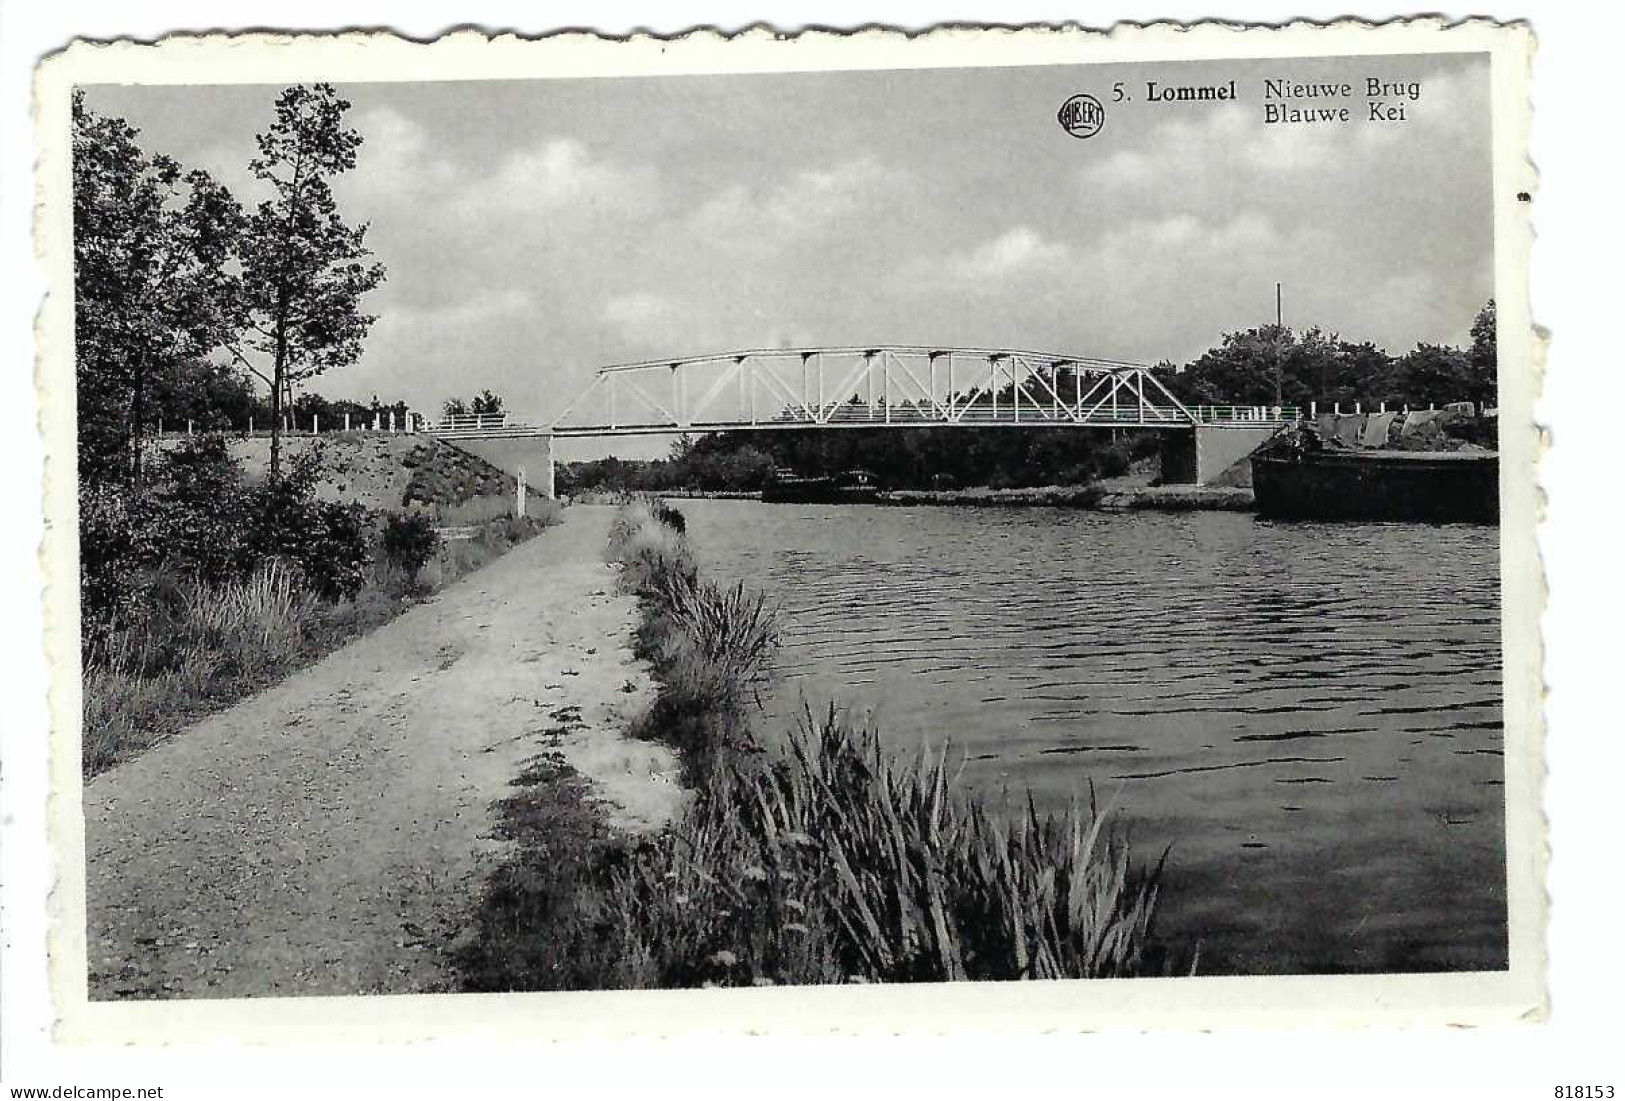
677;499;1506;976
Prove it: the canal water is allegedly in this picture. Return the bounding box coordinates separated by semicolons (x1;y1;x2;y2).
677;499;1507;976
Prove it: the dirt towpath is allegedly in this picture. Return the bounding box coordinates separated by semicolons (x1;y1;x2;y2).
85;506;683;1000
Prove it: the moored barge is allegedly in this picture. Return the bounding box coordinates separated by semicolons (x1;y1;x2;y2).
761;468;881;504
1252;448;1498;523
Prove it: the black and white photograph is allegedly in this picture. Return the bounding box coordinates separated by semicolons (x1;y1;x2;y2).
29;21;1543;1041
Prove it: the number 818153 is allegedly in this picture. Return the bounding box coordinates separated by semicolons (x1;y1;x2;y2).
1556;1088;1614;1099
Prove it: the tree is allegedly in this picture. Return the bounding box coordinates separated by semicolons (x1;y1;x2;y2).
1168;325;1328;407
148;358;257;433
1468;299;1497;407
72;92;242;487
441;390;502;420
230;84;385;478
1387;344;1476;409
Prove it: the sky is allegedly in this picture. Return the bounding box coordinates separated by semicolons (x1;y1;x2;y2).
82;52;1492;458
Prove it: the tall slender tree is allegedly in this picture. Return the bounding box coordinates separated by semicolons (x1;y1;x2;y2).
230;84;385;477
1469;299;1498;406
72;91;242;487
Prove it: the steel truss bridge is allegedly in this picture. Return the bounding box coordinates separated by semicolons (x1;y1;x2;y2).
427;346;1301;440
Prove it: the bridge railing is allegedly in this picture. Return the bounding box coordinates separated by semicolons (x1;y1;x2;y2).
438;413;510;431
752;401;1301;428
426;412;554;440
1190;405;1302;424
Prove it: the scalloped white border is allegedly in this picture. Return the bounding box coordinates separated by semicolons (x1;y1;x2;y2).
33;18;1542;1043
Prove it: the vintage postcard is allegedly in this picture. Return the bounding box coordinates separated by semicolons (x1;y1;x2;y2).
35;20;1541;1041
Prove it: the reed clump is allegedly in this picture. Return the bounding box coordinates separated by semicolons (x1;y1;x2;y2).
592;707;1166;986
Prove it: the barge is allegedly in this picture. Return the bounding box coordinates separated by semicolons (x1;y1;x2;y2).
761;468;881;505
1252;448;1498;523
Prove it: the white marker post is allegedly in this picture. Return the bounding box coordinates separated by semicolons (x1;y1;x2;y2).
515;466;527;519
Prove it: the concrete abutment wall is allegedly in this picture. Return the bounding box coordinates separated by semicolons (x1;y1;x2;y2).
1158;425;1283;486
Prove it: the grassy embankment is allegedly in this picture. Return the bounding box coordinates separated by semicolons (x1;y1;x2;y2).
461;498;1176;989
81;437;563;777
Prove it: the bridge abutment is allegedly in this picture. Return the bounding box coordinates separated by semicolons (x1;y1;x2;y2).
1160;425;1283;486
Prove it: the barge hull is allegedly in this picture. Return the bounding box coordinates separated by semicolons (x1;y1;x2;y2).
1252;451;1498;523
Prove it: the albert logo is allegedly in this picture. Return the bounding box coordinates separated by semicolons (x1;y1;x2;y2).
1057;93;1105;138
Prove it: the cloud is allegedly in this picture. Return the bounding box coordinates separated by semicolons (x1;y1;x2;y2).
485;139;658;216
600;291;724;355
385;288;535;331
1093;212;1286;263
1079;88;1456;198
956;226;1071;278
1079;148;1157;189
345;109;657;225
602;291;679;331
599;290;818;359
365;288;536;364
906;225;1072;288
686;156;904;248
346;107;461;202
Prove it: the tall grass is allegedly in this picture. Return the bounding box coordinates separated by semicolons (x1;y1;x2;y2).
82;560;316;773
608;497;695;594
433;494;564;528
609;497;775;779
574;499;1177;986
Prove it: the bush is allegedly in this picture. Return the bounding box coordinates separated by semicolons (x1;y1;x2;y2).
650;499;686;533
78;482;158;646
148;436;249;584
81;436;372;615
236;457;371;600
609;499;698;597
382;511;441;585
1096;441;1133;479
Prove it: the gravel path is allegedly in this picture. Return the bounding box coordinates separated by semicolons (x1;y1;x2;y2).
84;507;683;1000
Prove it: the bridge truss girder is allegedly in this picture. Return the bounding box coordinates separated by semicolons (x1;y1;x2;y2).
548;346;1206;437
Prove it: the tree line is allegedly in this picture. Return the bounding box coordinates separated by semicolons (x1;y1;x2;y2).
1160;302;1497;412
